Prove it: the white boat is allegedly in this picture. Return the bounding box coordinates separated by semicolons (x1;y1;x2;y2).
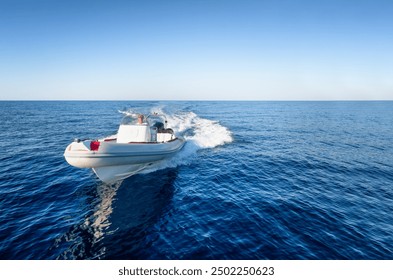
64;113;185;183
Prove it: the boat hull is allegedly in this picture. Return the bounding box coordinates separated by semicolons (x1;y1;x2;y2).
92;164;150;183
64;138;185;182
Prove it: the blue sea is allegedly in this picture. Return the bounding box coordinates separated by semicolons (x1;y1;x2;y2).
1;101;393;260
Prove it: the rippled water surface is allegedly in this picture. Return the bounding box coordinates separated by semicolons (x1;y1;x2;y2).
1;101;393;259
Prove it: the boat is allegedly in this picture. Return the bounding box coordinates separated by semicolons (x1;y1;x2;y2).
64;113;185;183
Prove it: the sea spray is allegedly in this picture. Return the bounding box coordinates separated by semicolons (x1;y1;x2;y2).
137;108;233;174
150;107;233;148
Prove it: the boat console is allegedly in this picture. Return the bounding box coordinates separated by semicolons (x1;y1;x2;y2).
116;114;175;143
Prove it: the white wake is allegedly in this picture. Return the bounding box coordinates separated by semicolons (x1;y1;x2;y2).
137;107;233;174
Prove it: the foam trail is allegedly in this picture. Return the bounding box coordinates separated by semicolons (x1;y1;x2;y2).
140;108;233;174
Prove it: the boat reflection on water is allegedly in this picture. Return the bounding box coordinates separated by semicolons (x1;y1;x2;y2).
86;181;121;241
56;168;178;259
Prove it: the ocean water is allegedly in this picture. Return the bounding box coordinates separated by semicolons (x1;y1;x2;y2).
0;101;393;260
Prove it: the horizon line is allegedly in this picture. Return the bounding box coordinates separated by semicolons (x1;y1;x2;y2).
0;99;392;102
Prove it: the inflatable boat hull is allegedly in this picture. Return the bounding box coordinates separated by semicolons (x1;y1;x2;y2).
64;138;185;183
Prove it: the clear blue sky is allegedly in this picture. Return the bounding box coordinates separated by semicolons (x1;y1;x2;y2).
0;0;392;100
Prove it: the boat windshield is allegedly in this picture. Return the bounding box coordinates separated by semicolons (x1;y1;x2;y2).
120;113;167;128
120;114;147;125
